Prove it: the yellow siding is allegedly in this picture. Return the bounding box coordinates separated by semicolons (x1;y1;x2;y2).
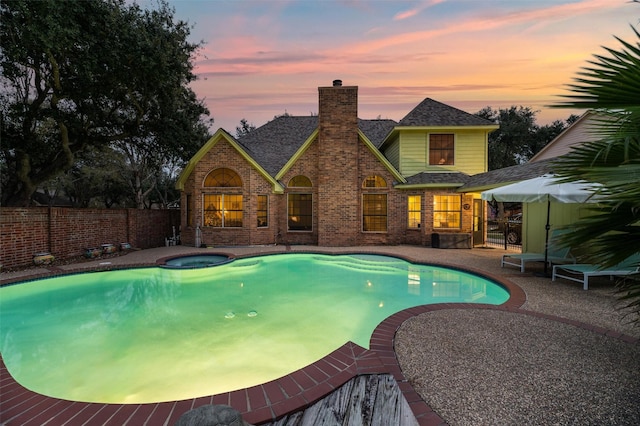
397;129;488;177
455;130;488;175
384;137;400;170
522;202;590;253
399;131;427;176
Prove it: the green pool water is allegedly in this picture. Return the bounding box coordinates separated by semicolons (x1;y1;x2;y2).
0;253;509;403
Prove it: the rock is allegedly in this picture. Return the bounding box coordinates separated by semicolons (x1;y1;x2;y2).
174;404;253;426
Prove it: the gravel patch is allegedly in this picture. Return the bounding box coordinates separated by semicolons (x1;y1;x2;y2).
395;309;640;425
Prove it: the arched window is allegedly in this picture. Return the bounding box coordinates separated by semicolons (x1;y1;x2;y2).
203;168;243;228
204;168;242;187
288;175;312;187
362;175;386;188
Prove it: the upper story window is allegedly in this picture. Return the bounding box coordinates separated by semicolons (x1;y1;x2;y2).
362;175;386;188
289;175;312;187
204;168;242;187
429;134;454;165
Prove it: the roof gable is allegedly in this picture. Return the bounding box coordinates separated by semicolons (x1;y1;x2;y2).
272;124;405;183
529;111;607;162
399;98;496;127
239;116;399;175
175;128;284;193
358;130;406;183
178;98;499;191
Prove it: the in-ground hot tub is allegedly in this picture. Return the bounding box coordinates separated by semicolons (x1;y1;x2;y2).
160;254;231;268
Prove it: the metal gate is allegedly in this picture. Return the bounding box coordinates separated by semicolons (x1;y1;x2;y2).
486;218;522;251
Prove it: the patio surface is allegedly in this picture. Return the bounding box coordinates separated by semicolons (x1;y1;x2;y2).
1;245;639;425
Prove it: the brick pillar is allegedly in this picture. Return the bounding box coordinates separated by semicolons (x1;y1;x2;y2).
317;80;359;246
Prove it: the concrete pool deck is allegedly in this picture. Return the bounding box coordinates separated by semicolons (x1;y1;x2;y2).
1;245;639;425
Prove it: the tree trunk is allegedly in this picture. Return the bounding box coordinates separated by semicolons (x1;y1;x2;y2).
4;186;35;207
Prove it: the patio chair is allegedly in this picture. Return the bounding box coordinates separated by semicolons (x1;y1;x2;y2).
501;230;575;273
552;253;640;290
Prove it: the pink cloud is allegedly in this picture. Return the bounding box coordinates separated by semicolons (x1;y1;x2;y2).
349;0;625;54
393;0;445;21
183;0;631;131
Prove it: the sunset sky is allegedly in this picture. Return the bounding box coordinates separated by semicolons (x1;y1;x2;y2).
162;0;636;133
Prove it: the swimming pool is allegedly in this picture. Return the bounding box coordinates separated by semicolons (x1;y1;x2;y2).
0;253;509;404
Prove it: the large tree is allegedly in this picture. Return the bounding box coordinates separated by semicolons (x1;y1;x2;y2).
553;25;640;320
60;145;132;208
0;0;210;206
475;106;575;170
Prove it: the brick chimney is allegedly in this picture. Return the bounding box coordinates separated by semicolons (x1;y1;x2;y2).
317;80;359;246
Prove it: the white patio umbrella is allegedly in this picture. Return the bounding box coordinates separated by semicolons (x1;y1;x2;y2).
481;174;599;204
481;174;600;274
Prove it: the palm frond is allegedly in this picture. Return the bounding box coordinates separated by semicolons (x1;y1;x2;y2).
555;25;640;109
617;277;640;321
551;24;640;323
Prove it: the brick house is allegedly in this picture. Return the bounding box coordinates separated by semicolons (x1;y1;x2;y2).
176;80;498;248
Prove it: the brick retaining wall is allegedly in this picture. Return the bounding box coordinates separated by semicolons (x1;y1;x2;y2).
0;207;180;269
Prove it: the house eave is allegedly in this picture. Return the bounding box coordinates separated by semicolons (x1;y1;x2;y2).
394;125;499;131
394;183;465;190
459;181;522;193
379;124;498;150
275;129;319;181
358;130;406;184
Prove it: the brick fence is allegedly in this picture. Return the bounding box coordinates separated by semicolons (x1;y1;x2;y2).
0;207;181;269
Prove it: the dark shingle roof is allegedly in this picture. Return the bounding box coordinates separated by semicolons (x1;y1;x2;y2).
399;98;495;127
237;116;318;176
461;159;555;190
358;119;397;148
233;102;503;184
403;172;472;186
236;116;398;176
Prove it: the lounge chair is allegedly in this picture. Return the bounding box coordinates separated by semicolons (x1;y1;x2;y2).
552;253;640;290
501;230;575;273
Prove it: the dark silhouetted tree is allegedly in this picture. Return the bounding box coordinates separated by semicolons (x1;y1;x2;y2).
0;0;211;206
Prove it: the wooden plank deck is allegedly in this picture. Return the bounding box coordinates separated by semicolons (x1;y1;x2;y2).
261;374;418;426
